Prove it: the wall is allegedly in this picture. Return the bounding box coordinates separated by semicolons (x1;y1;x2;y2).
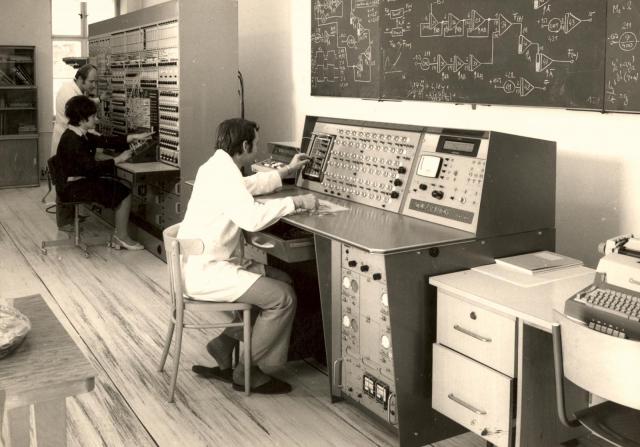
122;1;639;267
238;1;296;161
288;1;639;268
0;0;53;177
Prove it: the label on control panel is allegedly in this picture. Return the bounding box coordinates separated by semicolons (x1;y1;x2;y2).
408;199;474;224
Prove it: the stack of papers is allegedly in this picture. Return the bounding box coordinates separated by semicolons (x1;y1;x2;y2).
495;251;583;275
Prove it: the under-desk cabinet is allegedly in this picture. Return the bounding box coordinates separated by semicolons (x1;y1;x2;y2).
432;289;587;447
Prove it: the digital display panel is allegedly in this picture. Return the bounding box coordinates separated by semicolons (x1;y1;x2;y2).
416;155;442;178
443;140;475;153
436;136;480;156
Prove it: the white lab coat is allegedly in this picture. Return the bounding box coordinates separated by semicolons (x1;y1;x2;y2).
178;150;296;302
51;80;82;157
51;81;100;157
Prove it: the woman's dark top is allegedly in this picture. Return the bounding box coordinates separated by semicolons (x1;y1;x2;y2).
55;128;130;208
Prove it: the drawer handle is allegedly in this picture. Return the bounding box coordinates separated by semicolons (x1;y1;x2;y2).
332;358;344;389
453;324;492;343
448;393;487;415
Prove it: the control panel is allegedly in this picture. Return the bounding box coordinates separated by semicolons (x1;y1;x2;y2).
89;19;180;168
298;121;421;213
402;133;489;233
340;245;396;423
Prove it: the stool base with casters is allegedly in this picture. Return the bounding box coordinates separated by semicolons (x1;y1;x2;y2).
41;203;112;258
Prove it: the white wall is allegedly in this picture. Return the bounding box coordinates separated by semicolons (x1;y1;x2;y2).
1;0;53;176
238;1;296;161
287;1;639;268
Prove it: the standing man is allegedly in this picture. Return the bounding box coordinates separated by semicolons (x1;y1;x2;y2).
51;63;103;157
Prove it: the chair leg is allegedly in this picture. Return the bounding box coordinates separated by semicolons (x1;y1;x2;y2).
243;309;251;396
233;340;240;368
158;319;175;372
168;322;183;403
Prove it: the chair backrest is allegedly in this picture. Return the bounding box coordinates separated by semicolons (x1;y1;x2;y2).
47;155;65;190
553;310;640;410
162;223;204;309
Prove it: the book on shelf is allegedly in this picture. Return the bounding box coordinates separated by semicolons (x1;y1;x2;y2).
0;68;15;85
494;251;583;275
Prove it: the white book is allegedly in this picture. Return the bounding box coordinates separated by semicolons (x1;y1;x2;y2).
495;251;583;275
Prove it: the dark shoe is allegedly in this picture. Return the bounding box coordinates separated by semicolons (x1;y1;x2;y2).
191;365;233;383
232;376;292;394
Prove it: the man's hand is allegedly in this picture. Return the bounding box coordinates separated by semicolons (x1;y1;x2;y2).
288;153;311;172
126;132;154;143
278;153;311;179
292;194;319;211
114;149;133;164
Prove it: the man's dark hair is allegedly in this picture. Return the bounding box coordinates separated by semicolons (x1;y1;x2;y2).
215;118;259;156
75;63;97;81
65;95;97;126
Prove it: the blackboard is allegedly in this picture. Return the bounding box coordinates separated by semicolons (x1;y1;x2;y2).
312;0;640;112
380;0;606;109
311;0;381;98
606;0;640;111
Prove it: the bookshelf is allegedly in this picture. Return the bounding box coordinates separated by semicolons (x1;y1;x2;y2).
0;45;38;188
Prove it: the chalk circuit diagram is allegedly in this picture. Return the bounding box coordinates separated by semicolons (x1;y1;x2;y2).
381;0;603;106
312;0;379;96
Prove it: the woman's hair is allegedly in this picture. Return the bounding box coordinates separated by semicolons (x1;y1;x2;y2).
75;63;97;81
65;95;97;126
215;118;259;156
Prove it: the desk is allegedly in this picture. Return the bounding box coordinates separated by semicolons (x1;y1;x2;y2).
430;266;595;446
0;295;96;446
260;186;554;446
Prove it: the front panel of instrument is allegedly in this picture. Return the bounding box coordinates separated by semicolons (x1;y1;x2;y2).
298;122;422;213
401;133;489;233
340;245;397;423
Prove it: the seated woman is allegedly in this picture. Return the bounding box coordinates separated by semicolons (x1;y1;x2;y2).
55;95;152;250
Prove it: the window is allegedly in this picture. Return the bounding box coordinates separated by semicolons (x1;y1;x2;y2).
51;0;115;115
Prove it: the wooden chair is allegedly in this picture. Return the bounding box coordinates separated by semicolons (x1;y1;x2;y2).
40;156;111;258
552;310;640;446
159;223;252;402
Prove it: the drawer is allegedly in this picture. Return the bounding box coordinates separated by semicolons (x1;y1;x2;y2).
437;291;517;377
245;223;314;263
432;344;514;447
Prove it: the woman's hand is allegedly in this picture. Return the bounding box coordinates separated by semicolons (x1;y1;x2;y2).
114;149;133;164
126;132;154;143
292;194;319;211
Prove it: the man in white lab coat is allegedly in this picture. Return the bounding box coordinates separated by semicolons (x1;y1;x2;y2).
179;118;318;394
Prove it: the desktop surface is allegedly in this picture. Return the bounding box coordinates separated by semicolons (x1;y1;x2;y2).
266;186;475;254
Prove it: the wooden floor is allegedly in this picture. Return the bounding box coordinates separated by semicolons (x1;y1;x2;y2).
0;184;606;447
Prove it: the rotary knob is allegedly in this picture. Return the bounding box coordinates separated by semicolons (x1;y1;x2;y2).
431;190;444;200
381;293;389;307
342;315;351;327
342;276;351;289
381;335;391;349
390;191;400;199
419;184;428;191
393;179;403;187
397;166;407;174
